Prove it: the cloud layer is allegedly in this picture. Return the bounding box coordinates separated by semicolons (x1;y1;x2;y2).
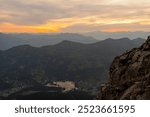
0;0;150;33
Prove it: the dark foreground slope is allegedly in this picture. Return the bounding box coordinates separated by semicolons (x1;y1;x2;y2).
98;36;150;99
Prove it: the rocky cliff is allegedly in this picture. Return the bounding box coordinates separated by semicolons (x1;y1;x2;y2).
99;36;150;99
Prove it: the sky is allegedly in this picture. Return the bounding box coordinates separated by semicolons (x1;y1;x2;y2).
0;0;150;33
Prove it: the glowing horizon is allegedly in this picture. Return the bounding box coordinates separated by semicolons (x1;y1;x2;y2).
0;0;150;33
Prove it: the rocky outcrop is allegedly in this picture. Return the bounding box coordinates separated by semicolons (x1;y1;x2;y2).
99;36;150;99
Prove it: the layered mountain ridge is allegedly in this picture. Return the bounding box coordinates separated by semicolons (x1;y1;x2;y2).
0;38;144;98
0;33;97;50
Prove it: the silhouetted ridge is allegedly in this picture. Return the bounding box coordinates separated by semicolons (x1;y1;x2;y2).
55;40;84;46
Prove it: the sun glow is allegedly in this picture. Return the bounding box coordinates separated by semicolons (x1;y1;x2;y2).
0;23;60;33
1;16;149;33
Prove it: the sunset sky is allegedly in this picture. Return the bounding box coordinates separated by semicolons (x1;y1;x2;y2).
0;0;150;33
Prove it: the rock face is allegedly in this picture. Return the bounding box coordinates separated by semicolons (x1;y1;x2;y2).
99;36;150;99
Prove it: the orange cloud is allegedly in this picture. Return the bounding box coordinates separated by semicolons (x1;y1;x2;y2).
0;16;149;33
0;17;94;33
0;23;60;33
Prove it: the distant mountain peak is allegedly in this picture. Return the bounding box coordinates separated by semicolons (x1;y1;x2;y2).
7;44;34;51
105;37;130;41
13;44;32;48
60;40;75;44
58;40;82;45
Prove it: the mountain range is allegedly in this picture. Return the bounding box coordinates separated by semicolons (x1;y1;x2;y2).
0;32;147;50
0;37;146;98
0;33;97;50
83;31;149;40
